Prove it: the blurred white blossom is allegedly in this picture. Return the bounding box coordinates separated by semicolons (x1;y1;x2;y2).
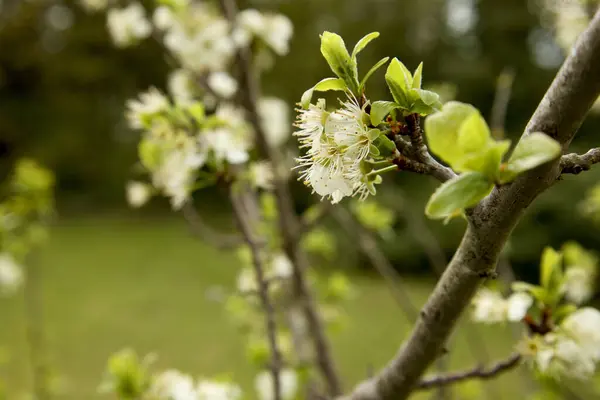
249;161;274;190
168;69;195;105
126;181;152;208
259;97;290;147
561;307;600;360
235;9;294;56
80;0;109;13
237;267;258;293
270;253;293;280
150;370;198;400
207;71;238;99
126;87;170;129
106;3;151;48
254;369;298;400
153;6;176;31
471;288;532;324
199;104;252;165
197;380;242;400
0;254;24;295
562;266;595;304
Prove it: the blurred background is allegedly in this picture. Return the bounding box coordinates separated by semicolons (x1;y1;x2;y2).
1;0;600;398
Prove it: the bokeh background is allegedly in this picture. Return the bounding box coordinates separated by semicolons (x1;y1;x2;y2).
1;0;600;398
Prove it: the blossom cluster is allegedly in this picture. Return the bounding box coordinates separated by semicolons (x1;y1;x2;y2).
471;242;600;380
295;97;382;204
94;0;294;209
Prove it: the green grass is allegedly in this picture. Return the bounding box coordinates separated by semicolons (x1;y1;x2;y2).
0;216;526;399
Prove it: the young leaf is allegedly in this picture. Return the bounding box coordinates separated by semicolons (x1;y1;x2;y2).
425;172;493;219
351;32;380;60
409;89;443;115
512;282;549;304
540;246;563;291
359;57;389;91
499;132;562;183
457;112;492;154
320;32;359;93
423;101;478;167
412;62;423;89
370;101;400;126
373;135;397;156
385;58;413;107
300;77;347;108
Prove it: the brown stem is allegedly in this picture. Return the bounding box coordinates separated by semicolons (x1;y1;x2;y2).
230;186;282;400
219;0;342;394
181;202;242;249
416;354;521;390
559;147;600;175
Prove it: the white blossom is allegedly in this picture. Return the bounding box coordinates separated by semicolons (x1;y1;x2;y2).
199;104;252;165
235;10;293;56
531;333;596;379
0;254;24;295
197;380;242;400
153;6;176;31
294;99;328;154
168;69;194;105
106;3;151;48
562;265;596;305
126;181;152;208
79;0;109;13
150;370;198;400
259;97;290;147
254;369;298;400
126;87;170;129
561;307;600;361
237;268;258;293
270;253;293;279
207;72;238;99
471;288;532;324
249;161;274;190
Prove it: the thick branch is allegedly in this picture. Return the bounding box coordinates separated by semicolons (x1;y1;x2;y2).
416;353;521;390
560;147;600;175
220;0;342;394
182;203;242;249
341;10;600;400
230;187;283;400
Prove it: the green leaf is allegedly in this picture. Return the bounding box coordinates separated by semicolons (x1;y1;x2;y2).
370;100;400;126
540;246;563;291
457;112;491;154
320;32;359;93
499;132;562;183
351;32;380;60
412;62;423;89
373;134;397;156
512;282;548;303
300;77;347;109
359;57;389;91
385;58;413;107
553;304;578;324
424;101;478;167
425;172;493;219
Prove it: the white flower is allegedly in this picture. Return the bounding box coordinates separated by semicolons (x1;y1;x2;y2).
506;292;533;322
199;104;252;165
304;160;354;204
254;369;298;400
106;3;151;48
126;87;170;129
531;333;596;379
197;380;242;400
259;97;290;147
0;254;24;295
471;288;507;324
153;6;175;31
249;161;274;189
79;0;109;13
561;307;600;360
294;99;327;153
237;268;257;293
562;266;595;305
150;370;198;400
270;253;293;279
207;71;238;99
235;10;293;56
168;69;194;105
126;181;152;208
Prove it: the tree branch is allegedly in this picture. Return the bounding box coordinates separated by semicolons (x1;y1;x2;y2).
182;202;242;249
340;10;600;400
560;147;600;175
219;0;342;394
230;186;283;400
416;353;521;390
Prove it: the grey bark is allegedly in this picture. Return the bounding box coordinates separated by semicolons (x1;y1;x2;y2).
341;10;600;400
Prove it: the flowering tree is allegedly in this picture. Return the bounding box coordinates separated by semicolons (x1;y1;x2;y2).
78;0;600;399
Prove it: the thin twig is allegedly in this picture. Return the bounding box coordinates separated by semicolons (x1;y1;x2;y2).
298;202;331;237
230;186;282;400
219;0;342;394
560;147;600;175
182;202;242;249
416;353;521;390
